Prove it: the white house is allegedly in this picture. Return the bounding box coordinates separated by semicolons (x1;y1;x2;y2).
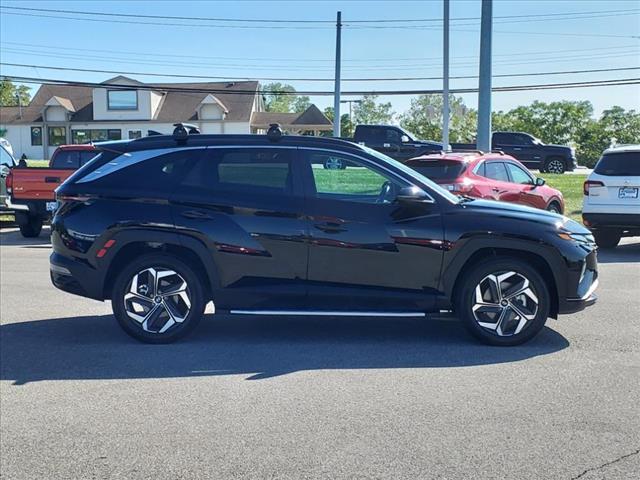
0;76;332;159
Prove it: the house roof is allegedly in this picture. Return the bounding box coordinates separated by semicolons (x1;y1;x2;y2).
0;80;260;124
251;105;332;130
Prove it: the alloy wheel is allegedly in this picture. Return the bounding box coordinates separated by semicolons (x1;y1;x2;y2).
471;271;539;337
546;159;565;174
123;267;191;334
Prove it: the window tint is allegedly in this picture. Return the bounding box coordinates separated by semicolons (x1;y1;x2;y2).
51;150;79;169
408;160;466;181
79;151;98;166
306;151;405;204
357;127;383;142
82;149;200;192
594;152;640;176
505;163;533;184
484;162;510;182
181;148;293;196
385;129;401;143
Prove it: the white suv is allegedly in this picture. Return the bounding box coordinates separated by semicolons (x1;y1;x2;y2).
582;145;640;248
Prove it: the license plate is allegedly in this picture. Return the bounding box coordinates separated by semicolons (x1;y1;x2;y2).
46;201;58;211
618;187;638;199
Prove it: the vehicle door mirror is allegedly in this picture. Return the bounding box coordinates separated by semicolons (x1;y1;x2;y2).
401;135;410;143
0;165;10;178
535;177;546;187
396;186;432;204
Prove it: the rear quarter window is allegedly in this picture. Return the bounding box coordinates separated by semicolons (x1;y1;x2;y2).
594;152;640;176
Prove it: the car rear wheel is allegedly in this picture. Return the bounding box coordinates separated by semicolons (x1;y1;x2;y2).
593;229;621;249
111;254;206;343
454;257;550;346
544;157;566;174
19;215;43;238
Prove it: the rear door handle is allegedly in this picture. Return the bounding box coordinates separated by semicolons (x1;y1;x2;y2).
45;176;61;183
314;222;347;233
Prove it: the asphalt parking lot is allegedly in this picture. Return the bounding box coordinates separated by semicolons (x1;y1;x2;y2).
1;226;639;480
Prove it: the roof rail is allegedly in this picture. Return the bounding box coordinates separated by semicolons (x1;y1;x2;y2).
448;149;485;154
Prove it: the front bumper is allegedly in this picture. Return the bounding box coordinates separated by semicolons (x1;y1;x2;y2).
557;248;598;314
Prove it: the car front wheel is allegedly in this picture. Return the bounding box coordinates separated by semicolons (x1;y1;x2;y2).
455;257;550;346
111;254;206;343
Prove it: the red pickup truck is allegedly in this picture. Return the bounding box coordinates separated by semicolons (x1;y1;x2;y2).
6;144;99;237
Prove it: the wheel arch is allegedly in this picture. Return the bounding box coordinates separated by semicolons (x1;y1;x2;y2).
101;230;219;300
444;241;562;319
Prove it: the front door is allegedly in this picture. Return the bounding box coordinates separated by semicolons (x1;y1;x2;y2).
301;149;444;312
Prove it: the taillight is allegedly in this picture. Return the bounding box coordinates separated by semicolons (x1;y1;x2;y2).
446;178;473;194
5;171;12;194
583;180;604;196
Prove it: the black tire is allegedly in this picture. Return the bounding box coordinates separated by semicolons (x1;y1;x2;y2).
593;229;621;249
111;253;206;343
19;216;43;238
454;257;551;346
544;157;566;174
546;202;562;214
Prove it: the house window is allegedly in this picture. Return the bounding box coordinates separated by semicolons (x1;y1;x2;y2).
128;130;142;139
107;90;138;110
72;129;121;144
31;127;43;146
48;127;66;146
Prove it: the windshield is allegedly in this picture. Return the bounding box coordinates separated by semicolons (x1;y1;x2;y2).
594;152;640;176
360;146;461;203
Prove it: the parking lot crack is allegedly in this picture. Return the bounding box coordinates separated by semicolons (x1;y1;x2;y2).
570;447;640;480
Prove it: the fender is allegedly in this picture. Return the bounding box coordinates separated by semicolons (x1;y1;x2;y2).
440;234;567;302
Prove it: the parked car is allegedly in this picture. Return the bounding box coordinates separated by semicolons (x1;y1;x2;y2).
6;144;99;237
344;125;442;162
49;125;598;346
405;152;564;213
1;143;17;213
582;144;640;248
451;132;577;174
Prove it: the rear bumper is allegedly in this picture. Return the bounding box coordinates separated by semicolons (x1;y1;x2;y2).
582;213;640;229
50;252;104;300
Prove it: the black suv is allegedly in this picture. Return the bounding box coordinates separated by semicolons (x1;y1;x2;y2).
50;127;598;345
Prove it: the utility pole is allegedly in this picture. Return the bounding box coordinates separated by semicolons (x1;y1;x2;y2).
333;11;342;137
16;93;22;119
442;0;450;151
476;0;492;152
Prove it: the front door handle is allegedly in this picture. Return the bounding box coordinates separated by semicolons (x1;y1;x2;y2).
492;187;500;192
181;210;213;220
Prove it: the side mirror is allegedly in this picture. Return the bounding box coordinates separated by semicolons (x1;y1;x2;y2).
401;135;410;143
535;177;546;187
396;186;432;204
0;165;10;178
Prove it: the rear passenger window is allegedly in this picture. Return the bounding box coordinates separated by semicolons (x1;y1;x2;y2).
181;148;293;196
484;162;510;182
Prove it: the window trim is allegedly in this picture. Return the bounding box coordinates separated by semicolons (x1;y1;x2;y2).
483;160;510;182
107;89;138;111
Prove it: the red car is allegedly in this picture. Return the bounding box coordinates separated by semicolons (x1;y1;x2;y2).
405;152;565;213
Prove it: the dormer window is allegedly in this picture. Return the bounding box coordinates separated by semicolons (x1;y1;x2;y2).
107;90;138;110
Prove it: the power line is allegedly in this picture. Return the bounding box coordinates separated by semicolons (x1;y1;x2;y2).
3;75;639;97
1;41;636;66
1;5;637;24
2;61;638;83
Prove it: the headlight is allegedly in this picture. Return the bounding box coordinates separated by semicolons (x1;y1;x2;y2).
558;232;594;244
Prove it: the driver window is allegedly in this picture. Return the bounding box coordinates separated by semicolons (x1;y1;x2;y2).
505;163;534;184
307;152;405;204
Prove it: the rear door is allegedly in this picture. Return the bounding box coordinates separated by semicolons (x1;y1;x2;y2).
171;146;309;310
587;151;640;211
301;148;444;312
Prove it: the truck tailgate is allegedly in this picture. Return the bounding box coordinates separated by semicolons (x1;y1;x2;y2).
10;168;75;201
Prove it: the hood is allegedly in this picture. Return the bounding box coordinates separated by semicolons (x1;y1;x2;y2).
544;144;573;152
460;198;590;234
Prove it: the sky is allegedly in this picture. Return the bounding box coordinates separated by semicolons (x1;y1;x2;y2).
0;0;638;119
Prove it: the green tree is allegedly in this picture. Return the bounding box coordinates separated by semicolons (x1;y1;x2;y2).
0;79;31;106
262;82;296;112
322;107;352;137
399;94;476;142
292;95;311;113
353;95;394;125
